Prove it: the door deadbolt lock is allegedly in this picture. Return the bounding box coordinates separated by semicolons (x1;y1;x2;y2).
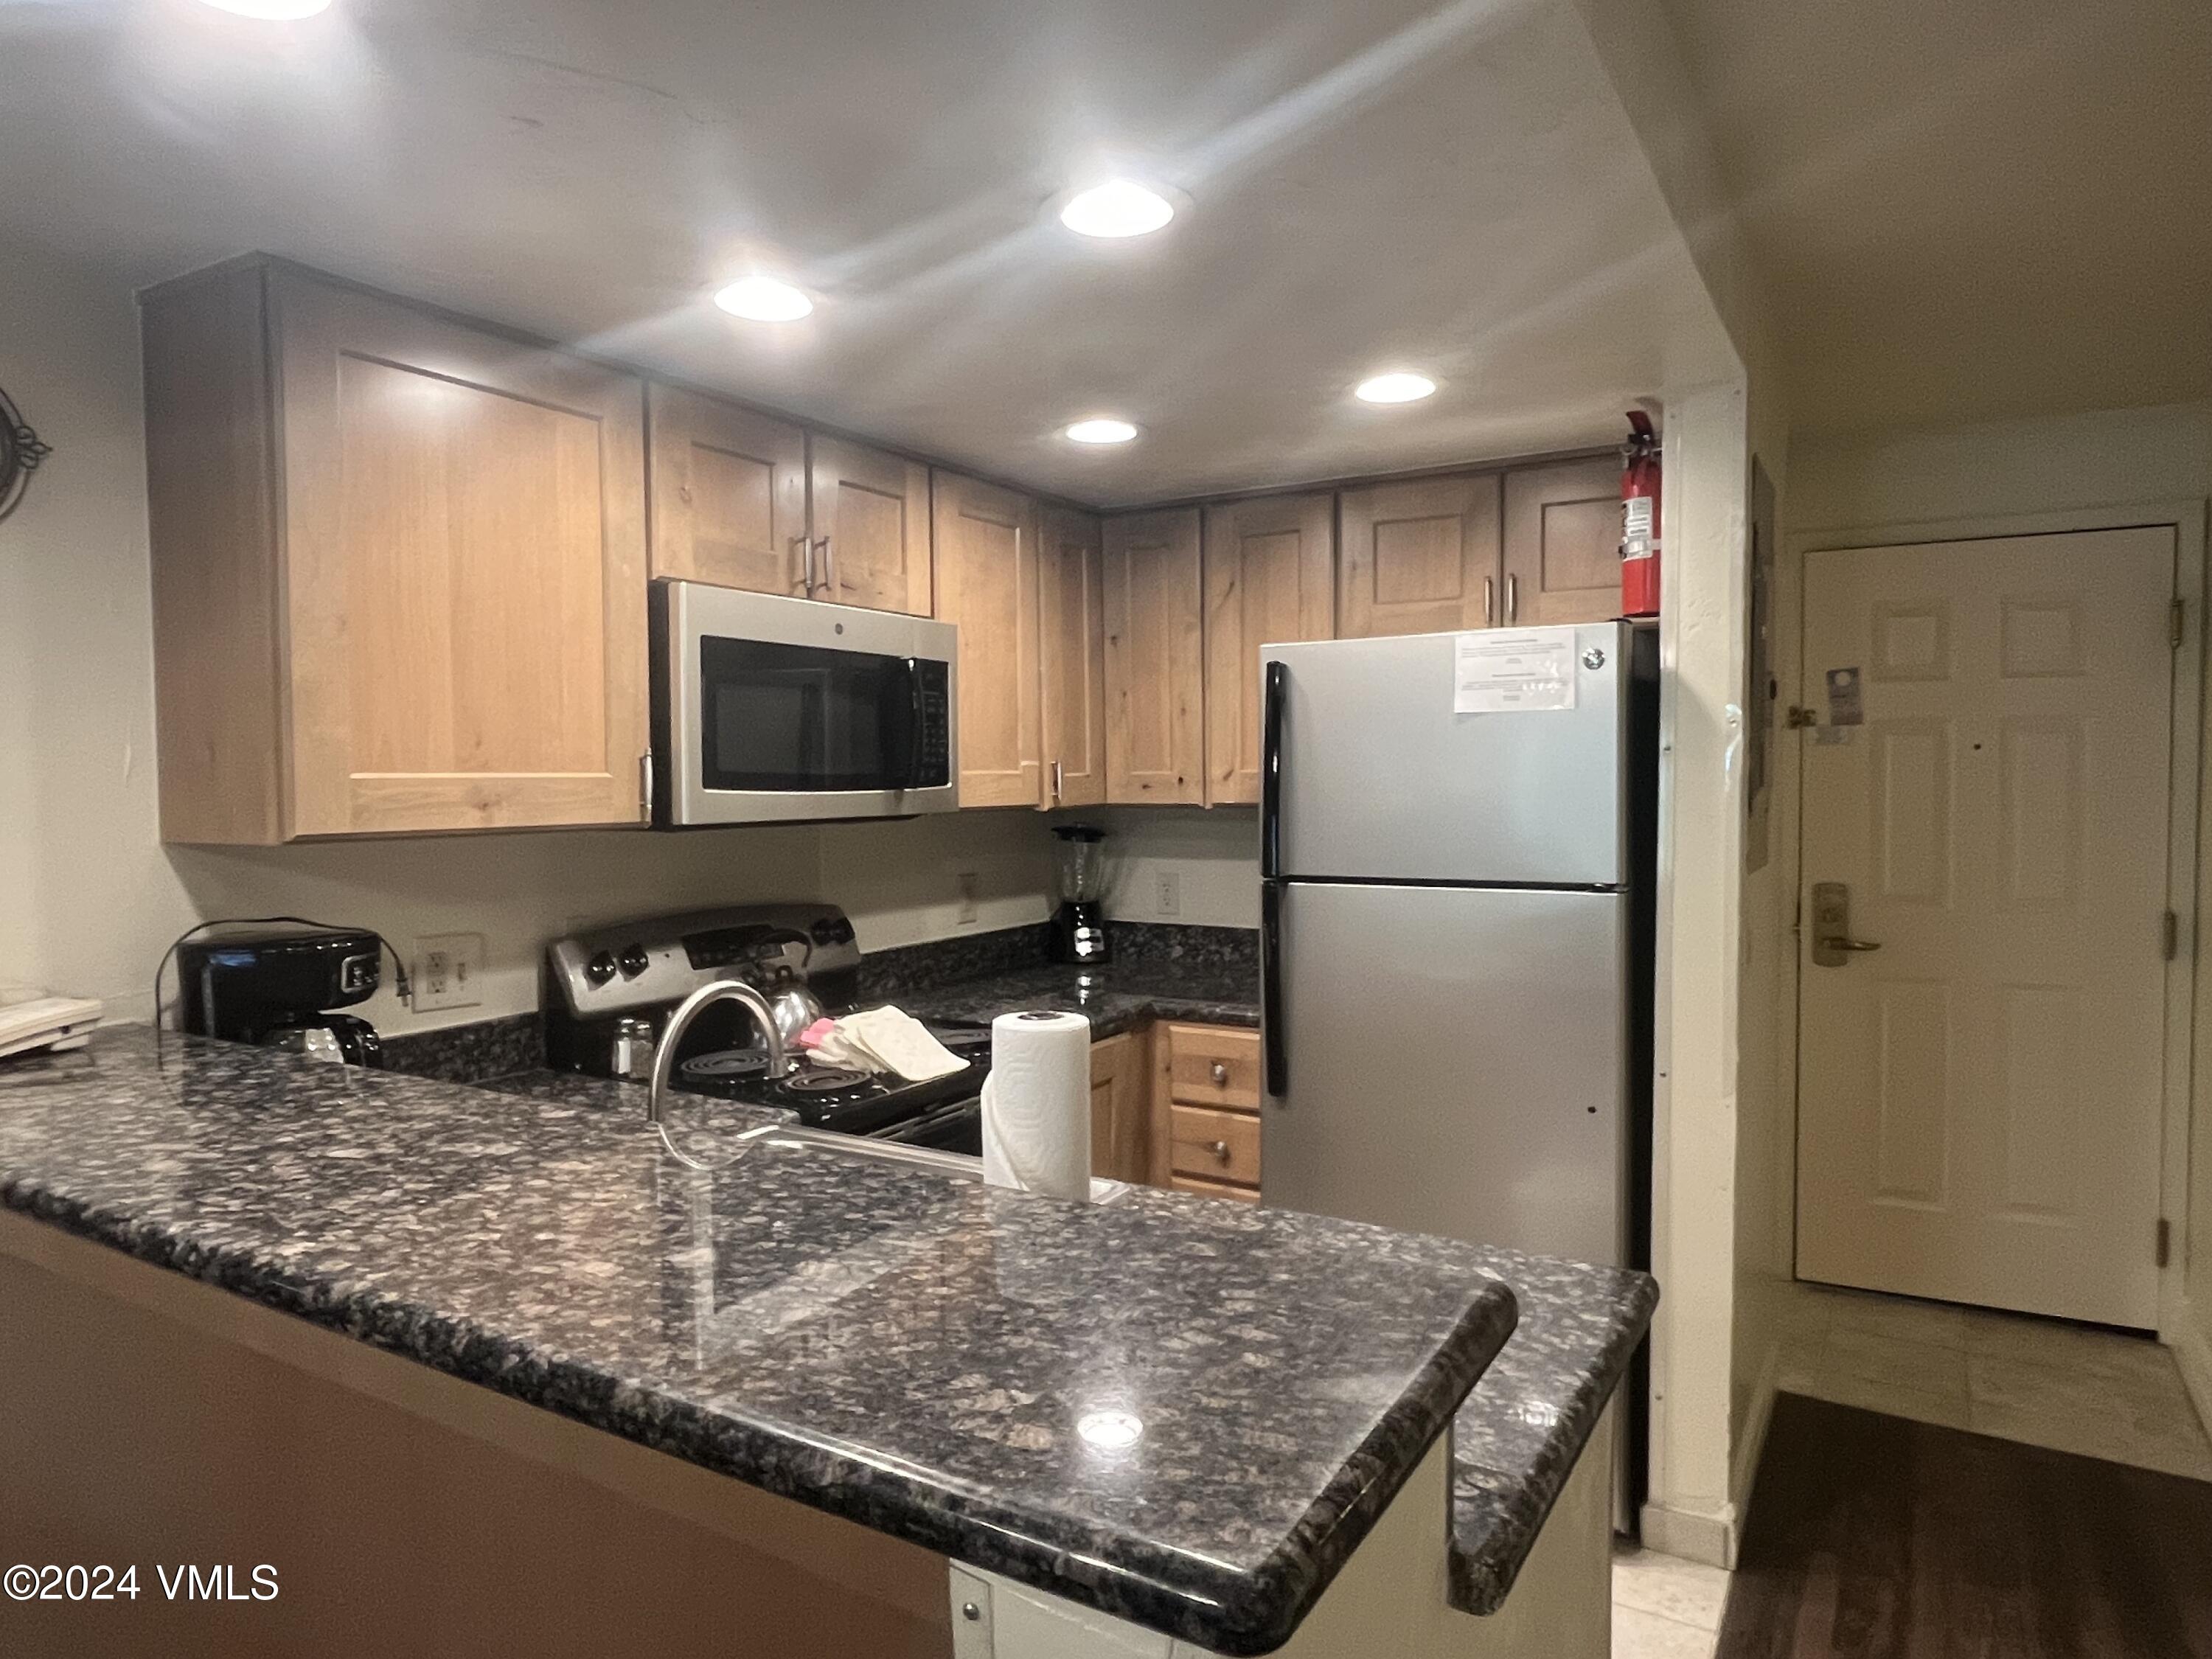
1810;881;1882;968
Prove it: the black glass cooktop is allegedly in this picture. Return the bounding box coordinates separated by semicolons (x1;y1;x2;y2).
672;1023;992;1137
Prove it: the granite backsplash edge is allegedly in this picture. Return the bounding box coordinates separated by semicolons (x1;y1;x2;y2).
382;922;1257;1084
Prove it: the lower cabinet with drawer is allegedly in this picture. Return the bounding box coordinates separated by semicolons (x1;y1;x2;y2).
1149;1021;1263;1203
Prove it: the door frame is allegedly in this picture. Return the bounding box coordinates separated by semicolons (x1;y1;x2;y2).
1785;500;2208;1340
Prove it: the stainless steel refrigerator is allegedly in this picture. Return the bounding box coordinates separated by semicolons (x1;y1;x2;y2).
1259;620;1658;1524
1259;619;1657;1276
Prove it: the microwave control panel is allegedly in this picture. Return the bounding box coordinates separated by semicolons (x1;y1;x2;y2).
914;660;951;788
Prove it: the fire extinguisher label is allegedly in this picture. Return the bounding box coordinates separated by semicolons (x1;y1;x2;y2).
1621;495;1657;560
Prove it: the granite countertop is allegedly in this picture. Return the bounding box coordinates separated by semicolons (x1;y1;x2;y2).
861;940;1650;1613
473;1066;1653;1616
891;961;1259;1037
0;1027;1530;1655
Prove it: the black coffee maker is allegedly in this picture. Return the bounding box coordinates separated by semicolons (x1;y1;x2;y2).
1048;824;1112;964
175;928;386;1067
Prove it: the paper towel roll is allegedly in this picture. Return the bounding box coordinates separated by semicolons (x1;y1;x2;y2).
981;1010;1093;1202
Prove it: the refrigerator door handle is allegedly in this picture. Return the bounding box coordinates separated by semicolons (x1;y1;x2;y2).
1261;660;1287;879
1261;878;1287;1099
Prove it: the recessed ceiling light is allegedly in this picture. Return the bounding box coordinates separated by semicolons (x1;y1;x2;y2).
194;0;333;15
1059;181;1176;240
1064;418;1139;445
713;275;814;323
1354;372;1437;405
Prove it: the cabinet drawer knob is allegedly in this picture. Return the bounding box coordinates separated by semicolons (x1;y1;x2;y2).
1208;1139;1229;1161
1210;1061;1228;1085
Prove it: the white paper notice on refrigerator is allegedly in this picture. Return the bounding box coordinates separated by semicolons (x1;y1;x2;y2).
1453;627;1580;714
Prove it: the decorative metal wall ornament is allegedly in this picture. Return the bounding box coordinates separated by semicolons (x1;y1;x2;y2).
0;381;52;524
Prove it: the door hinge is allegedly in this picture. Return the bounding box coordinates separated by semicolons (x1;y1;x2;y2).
639;751;655;821
2163;910;2180;961
2157;1217;2171;1269
1784;706;1818;730
2173;598;2186;649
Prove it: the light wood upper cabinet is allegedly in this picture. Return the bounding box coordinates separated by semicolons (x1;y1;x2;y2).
145;261;649;844
811;436;932;615
1337;473;1502;639
646;384;807;596
1501;454;1624;627
1038;507;1107;810
931;470;1041;809
1203;493;1334;805
1102;508;1206;804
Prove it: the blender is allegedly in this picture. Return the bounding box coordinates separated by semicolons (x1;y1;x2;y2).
1048;824;1112;964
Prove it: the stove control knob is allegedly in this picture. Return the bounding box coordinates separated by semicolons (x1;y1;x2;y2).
584;950;617;988
618;945;650;979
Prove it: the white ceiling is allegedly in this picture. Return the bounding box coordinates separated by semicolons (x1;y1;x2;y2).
0;0;1737;505
1658;0;2212;436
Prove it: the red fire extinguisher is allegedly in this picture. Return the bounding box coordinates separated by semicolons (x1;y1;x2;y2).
1619;411;1660;618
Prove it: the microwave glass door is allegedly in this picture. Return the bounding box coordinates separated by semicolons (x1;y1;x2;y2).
698;636;924;793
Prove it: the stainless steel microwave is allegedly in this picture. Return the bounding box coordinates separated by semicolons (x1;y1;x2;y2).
649;580;959;827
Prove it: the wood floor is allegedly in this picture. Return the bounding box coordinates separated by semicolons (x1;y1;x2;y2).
1718;1393;2212;1658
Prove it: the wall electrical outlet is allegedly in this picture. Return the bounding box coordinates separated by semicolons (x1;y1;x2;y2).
1154;871;1181;918
954;872;980;925
412;933;485;1012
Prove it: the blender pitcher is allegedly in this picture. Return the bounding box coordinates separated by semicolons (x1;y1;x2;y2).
1049;824;1111;964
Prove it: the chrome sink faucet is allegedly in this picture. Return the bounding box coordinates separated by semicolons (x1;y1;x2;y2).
648;979;785;1168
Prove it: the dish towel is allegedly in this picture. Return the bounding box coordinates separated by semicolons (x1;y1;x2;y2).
800;1006;966;1082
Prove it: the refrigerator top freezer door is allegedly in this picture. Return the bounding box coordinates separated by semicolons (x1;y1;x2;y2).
1263;622;1627;887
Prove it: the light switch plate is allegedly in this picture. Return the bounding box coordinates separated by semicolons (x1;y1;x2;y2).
413;932;485;1012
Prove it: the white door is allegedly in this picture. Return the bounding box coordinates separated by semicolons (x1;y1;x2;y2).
1796;526;2176;1328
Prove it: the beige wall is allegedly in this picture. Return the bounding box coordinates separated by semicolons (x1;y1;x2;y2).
1639;378;1758;1565
0;243;1052;1035
1781;400;2212;1427
1079;807;1259;930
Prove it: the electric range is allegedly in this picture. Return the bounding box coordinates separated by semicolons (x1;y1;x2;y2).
542;904;990;1155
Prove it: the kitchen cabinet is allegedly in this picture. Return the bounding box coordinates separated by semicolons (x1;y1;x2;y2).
1336;472;1502;639
1037;507;1108;809
810;435;932;614
1102;508;1205;804
1501;455;1623;626
1149;1022;1262;1200
931;470;1041;808
1088;1032;1148;1186
1202;493;1334;805
645;384;808;596
144;260;649;844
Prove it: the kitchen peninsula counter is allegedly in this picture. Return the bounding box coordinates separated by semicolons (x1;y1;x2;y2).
0;1026;1601;1655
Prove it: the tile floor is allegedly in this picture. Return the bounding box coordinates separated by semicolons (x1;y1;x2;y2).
1607;1280;2212;1658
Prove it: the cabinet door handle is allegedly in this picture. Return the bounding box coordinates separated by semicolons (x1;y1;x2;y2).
1210;1061;1228;1085
792;535;815;597
1484;575;1495;627
1051;759;1064;804
1506;573;1519;625
816;536;835;599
